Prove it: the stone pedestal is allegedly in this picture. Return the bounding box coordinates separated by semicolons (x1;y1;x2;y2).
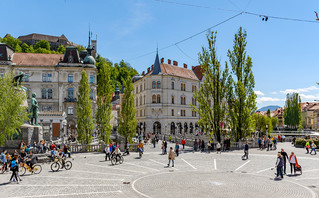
21;124;43;144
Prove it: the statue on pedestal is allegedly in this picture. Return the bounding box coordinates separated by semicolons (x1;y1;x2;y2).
29;92;39;126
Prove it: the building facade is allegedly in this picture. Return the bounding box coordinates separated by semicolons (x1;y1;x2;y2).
0;41;97;138
133;53;202;136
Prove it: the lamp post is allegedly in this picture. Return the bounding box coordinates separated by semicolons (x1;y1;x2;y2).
266;124;268;137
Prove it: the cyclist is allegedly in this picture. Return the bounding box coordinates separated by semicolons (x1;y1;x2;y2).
115;146;122;162
138;141;144;157
58;150;66;168
63;145;71;158
26;150;37;173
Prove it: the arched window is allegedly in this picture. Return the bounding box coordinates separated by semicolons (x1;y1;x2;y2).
47;89;52;99
171;109;174;116
152;95;156;103
157;81;161;89
68;88;74;99
152;81;156;89
42;88;46;99
171;81;174;89
172;95;175;104
157;94;161;103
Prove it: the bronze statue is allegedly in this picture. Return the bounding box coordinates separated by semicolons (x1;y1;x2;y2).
29;92;39;126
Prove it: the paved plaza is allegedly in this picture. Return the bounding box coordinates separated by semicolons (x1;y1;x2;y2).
1;142;319;198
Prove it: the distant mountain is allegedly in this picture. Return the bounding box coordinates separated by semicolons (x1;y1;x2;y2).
257;105;281;112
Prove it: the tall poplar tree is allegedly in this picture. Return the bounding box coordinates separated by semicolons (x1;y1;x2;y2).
96;58;113;144
227;27;257;141
192;31;229;142
283;93;301;129
0;71;28;146
118;77;137;143
77;70;94;144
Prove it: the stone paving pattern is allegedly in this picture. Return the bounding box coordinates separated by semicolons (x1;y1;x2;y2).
0;141;319;198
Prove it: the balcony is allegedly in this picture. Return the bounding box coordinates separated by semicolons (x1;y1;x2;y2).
64;97;77;102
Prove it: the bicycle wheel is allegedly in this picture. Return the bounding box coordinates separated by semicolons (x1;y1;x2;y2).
20;167;26;176
51;162;60;172
119;156;124;164
111;157;116;165
0;166;5;174
64;161;72;170
34;165;42;174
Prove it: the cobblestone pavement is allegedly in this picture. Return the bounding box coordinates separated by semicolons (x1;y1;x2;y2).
1;142;319;198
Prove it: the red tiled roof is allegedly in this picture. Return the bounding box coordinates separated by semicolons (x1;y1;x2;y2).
192;65;203;80
145;63;200;80
12;53;63;66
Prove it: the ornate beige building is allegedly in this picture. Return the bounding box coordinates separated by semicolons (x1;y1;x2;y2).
133;53;203;136
0;41;97;139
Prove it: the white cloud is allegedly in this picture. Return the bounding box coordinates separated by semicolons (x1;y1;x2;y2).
254;90;264;96
271;91;277;94
256;97;285;104
280;86;319;94
299;94;319;101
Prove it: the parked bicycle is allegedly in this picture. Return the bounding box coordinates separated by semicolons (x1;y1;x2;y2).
51;157;72;172
111;154;124;165
20;162;42;175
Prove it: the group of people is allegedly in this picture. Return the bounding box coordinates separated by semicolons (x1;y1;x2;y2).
275;149;300;179
0;149;38;184
105;142;123;161
305;141;317;155
257;136;278;151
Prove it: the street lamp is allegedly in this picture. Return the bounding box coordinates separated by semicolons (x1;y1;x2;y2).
266;124;268;137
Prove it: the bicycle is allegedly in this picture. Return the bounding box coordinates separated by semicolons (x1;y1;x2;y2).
20;162;42;176
51;157;72;172
111;154;124;165
0;162;8;174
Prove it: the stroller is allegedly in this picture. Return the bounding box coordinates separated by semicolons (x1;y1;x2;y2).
295;165;302;175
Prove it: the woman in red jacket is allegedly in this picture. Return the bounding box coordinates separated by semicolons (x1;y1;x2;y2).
181;139;186;150
289;152;299;175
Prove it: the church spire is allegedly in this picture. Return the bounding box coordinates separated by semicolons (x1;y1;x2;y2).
151;50;161;75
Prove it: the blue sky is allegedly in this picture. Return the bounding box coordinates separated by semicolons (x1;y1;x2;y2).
1;0;319;109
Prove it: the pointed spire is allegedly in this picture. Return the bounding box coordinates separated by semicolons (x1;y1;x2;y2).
151;50;161;75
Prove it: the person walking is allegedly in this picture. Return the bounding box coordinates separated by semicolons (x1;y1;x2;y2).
9;155;20;183
305;141;310;154
0;150;8;171
207;141;211;153
275;153;284;179
194;139;198;152
175;142;180;157
244;141;249;159
201;139;205;152
289;152;299;175
181;138;186;150
310;141;317;155
105;145;110;161
216;142;221;154
280;148;289;175
164;140;168;154
167;147;175;167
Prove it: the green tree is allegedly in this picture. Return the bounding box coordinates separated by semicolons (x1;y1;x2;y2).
192;31;229;142
57;45;66;54
77;45;86;52
118;77;137;144
0;34;21;52
77;70;94;144
34;40;50;51
227;27;257;141
96;57;113;144
283;93;301;129
0;71;28;145
271;116;278;129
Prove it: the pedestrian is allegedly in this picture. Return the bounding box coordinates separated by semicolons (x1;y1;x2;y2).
181;138;186;150
273;138;277;150
164;140;168;154
310;141;317;155
207;141;211;153
258;138;262;150
280;148;288;175
152;138;156;148
244;141;249;159
201;139;205;152
105;145;110;161
289;152;299;175
0;150;8;171
9;155;19;183
161;142;165;155
167;147;175;167
305;141;310;154
216;142;221;154
266;138;270;151
175;142;180;157
275;153;284;179
193;139;198;152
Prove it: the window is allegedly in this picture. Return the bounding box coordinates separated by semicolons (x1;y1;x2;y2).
24;73;29;82
192;111;197;117
68;107;74;115
90;75;94;83
171;109;174;116
171;82;174;89
140;96;142;105
157;94;161;103
68;74;73;83
68;88;74;99
136;98;138;106
140;85;142;92
172;96;175;104
48;89;52;99
181;83;186;91
90;90;94;100
192;85;197;92
47;73;52;82
192;97;196;105
42;88;46;99
42;106;47;111
47;106;52;111
157;81;161;89
181;96;186;105
42;73;47;82
152;95;156;103
181;110;186;116
152;81;156;89
140;110;143;117
68;56;73;63
144;95;145;104
136;86;138;94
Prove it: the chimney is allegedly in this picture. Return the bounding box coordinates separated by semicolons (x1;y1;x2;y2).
168;59;171;64
142;71;145;76
147;67;150;73
183;63;187;69
173;61;178;66
151;65;154;71
192;66;195;70
161;57;164;63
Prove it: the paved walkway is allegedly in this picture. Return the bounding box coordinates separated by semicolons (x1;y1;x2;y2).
0;142;318;198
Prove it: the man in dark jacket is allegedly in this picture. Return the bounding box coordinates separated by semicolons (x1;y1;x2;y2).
244;141;249;159
280;148;289;175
